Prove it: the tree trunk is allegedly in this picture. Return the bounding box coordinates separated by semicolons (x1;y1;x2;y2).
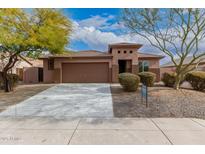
2;54;18;92
174;75;181;90
2;71;11;92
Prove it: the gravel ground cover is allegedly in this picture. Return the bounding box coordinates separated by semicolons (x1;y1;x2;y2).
0;84;54;112
111;84;205;119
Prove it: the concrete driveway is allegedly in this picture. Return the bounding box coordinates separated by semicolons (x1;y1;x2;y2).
0;84;113;118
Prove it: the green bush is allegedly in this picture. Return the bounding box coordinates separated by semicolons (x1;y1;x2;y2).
118;73;140;92
138;72;156;87
185;71;205;91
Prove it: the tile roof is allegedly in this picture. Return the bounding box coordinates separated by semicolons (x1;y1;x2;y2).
19;56;43;67
138;52;164;59
39;50;164;59
109;42;142;46
39;50;112;59
28;59;43;67
108;42;143;49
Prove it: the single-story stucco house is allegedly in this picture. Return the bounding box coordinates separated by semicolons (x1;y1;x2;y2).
39;42;164;83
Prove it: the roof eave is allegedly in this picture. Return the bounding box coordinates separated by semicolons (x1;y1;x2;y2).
109;44;142;48
39;55;113;59
18;55;33;66
138;56;165;59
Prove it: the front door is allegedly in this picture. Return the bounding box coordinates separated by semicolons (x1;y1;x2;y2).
118;60;132;73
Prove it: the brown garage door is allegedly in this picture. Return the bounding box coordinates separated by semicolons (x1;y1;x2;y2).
62;63;109;83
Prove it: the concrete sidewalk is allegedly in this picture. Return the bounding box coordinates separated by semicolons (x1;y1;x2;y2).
0;117;205;145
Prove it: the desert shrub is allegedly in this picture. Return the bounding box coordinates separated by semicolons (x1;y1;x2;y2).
118;73;140;92
0;73;19;90
7;74;19;87
162;72;185;87
185;71;205;91
138;72;156;87
162;72;176;87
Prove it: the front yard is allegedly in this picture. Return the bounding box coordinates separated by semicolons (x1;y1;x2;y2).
111;84;205;119
0;83;205;119
0;84;54;112
0;83;205;144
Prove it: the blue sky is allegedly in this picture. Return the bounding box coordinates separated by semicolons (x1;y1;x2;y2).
63;8;129;51
62;8;157;54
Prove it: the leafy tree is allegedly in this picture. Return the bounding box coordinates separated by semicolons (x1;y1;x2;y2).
0;8;72;92
122;8;205;89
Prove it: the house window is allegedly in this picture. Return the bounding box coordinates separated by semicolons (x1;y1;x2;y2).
48;59;54;70
118;50;120;54
130;50;133;54
124;50;127;53
139;61;149;72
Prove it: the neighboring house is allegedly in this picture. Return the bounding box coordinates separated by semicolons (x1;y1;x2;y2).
0;55;43;84
40;42;164;83
160;55;205;77
19;58;43;84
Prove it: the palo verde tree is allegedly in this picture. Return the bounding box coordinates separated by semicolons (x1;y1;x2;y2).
122;8;205;89
0;9;72;92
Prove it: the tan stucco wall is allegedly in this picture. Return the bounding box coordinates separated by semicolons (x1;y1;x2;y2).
110;47;139;82
196;63;205;71
23;67;39;84
139;58;160;68
160;67;176;78
43;59;55;83
111;47;139;65
139;58;161;81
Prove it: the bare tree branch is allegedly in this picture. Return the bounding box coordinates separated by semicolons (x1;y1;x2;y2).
122;8;205;89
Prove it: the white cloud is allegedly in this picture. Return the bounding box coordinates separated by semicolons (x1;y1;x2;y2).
101;22;125;31
71;15;165;52
78;15;115;30
71;21;142;50
71;18;155;50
